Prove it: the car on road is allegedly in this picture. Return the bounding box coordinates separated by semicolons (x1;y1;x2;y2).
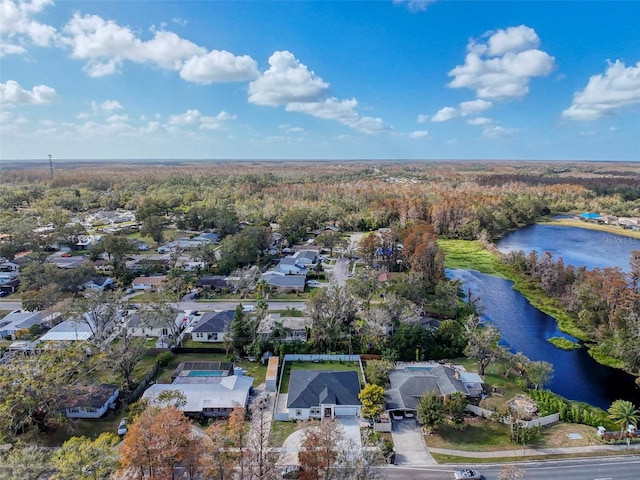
307;280;320;286
453;469;482;480
242;305;256;312
117;418;128;436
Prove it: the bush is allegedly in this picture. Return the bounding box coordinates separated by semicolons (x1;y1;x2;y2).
156;351;174;367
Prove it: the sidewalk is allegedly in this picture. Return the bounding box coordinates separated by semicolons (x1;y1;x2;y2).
428;442;640;458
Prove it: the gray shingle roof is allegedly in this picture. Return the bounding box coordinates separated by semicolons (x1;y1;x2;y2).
287;370;361;408
191;310;234;333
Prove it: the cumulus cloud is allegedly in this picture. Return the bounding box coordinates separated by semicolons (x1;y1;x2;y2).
0;0;57;55
448;25;555;99
0;79;57;106
279;124;304;133
459;99;493;115
286;97;389;134
431;106;459;122
417;114;429;123
62;13;206;76
562;60;640;121
180;50;259;84
483;125;517;138
393;0;437;12
409;130;429;138
101;100;123;111
106;113;129;123
248;51;329;106
466;117;492;126
168;109;236;130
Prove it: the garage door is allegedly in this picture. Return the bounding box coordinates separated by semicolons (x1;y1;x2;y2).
335;407;358;417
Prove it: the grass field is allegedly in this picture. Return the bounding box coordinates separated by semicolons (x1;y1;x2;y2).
439;239;507;277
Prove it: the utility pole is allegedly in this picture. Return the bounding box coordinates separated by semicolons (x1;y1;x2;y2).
48;154;53;179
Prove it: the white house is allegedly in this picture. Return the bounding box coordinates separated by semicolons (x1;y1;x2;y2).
126;309;188;339
190;310;235;343
286;370;362;421
38;317;94;342
131;275;166;291
0;310;43;340
63;384;119;419
82;277;115;291
142;374;254;419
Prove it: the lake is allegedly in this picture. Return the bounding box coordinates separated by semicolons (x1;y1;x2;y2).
446;224;640;410
495;223;640;272
447;269;640;410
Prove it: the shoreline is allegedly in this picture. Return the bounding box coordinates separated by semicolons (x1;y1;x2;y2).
540;217;640;240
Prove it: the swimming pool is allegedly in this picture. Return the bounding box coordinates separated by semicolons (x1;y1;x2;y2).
187;370;225;377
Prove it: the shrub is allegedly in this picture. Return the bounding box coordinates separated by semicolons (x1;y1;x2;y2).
156;351;174;367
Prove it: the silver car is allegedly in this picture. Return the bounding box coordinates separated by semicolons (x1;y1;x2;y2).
453;469;482;480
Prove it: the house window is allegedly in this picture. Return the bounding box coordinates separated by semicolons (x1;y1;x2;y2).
295;409;302;416
310;407;321;416
161;328;169;336
68;408;79;413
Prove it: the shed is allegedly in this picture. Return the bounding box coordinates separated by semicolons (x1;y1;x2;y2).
266;356;279;392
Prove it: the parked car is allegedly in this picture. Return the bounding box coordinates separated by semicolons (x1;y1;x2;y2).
60;252;73;257
117;418;128;436
307;280;320;286
454;469;482;480
242;305;256;312
392;412;403;420
281;465;300;479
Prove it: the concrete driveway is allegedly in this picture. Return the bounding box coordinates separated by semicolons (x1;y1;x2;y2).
390;418;437;466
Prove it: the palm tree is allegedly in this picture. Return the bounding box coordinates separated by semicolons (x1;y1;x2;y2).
607;399;639;439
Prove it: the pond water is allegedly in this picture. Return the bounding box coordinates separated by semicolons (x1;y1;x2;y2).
496;224;640;272
447;268;640;410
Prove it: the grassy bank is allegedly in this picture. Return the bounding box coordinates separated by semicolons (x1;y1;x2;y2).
547;337;581;350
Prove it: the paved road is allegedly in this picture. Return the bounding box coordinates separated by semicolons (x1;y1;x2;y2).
332;257;350;286
382;455;640;480
0;300;22;311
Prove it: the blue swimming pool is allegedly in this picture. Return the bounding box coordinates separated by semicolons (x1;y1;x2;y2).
187;370;225;377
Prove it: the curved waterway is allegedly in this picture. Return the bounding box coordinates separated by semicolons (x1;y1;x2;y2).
447;269;640;410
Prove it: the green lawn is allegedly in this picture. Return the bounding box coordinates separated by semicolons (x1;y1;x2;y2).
270;419;302;447
279;360;362;393
439;239;507;276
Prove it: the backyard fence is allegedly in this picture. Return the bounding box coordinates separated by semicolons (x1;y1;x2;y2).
127;362;160;403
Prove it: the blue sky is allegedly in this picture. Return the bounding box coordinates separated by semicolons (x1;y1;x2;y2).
1;0;639;161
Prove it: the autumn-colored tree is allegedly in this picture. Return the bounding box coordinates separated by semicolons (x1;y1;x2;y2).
200;422;235;480
119;406;194;479
358;233;380;267
227;406;249;479
358;384;386;422
298;419;344;480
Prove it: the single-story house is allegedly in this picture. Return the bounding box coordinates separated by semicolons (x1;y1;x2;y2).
82;276;115;291
286;370;362;420
190;310;235;343
275;257;308;275
126;308;186;338
257;313;308;342
131;275;167;291
0;310;43;339
63;384;119;418
192;232;220;243
195;275;229;291
291;250;319;265
0;261;19;272
141;374;254;419
384;365;472;414
38;318;94;342
76;235;104;250
260;272;306;293
0;275;20;294
92;259;113;274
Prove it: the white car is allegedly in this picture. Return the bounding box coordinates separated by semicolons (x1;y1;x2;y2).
242;305;256;312
307;280;320;286
117;418;127;436
454;469;482;480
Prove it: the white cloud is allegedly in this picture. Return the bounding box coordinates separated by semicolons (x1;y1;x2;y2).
459;99;493;116
286;97;389;134
417;114;429;123
248;51;329;106
0;79;57;106
483;125;517;138
168;109;236;130
0;0;57;55
392;0;437;13
562;60;640;121
448;25;555;99
431;106;459;122
76;112;90;120
106;113;129;123
467;117;492;126
279;124;304;133
101;100;123;111
180;50;259;84
62;14;206;76
409;130;429;138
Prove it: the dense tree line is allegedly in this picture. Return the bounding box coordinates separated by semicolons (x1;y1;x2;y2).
503;249;640;372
